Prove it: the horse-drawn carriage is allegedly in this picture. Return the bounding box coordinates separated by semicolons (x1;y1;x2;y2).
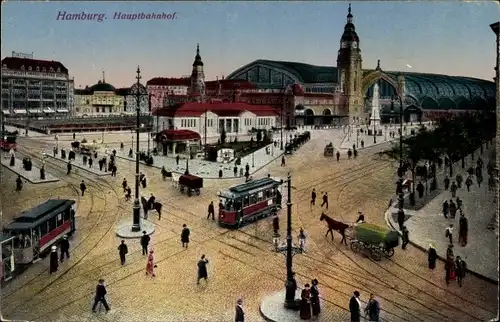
178;174;203;197
346;223;399;261
324;143;334;157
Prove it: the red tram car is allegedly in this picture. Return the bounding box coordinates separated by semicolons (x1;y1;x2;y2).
2;199;76;266
218;177;283;228
0;130;17;151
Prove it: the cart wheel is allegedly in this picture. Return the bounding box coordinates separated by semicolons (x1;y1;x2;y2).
385;248;395;257
188;189;192;197
196;189;200;196
351;241;361;253
371;249;382;261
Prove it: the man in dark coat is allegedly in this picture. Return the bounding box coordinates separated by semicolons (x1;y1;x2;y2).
92;279;110;313
67;161;72;175
281;156;285;167
428;244;437;269
80;180;86;196
401;226;409;250
15;175;23;192
235;298;245;322
59;235;70;262
310;189;316;206
416;182;424;199
272;216;279;234
349;291;361;322
455;256;467;287
364;294;380;322
336;150;340;162
181;224;190;248
197;254;209;284
88;157;93;168
207;201;215;220
442;200;449;218
49;246;59;274
444;176;450;190
140;231;150;255
176;155;180;165
321;192;328;209
458;214;468;246
397;209;405;230
118;240;128;265
148;193;156;210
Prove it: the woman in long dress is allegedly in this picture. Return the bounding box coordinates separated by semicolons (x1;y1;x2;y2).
146;250;155;277
299;283;312;320
310;279;321;318
428;244;437;269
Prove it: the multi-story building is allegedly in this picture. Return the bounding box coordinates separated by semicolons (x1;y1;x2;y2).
1;53;73;118
74;74;125;117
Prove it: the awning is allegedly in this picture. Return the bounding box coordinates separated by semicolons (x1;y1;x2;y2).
1;110;10;115
43;109;55;113
13;110;27;114
56;109;69;113
158;129;201;141
29;109;43;114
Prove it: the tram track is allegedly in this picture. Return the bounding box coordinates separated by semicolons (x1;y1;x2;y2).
1;145;123;316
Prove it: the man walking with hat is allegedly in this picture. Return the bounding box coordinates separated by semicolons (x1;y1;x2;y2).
350;291;361;322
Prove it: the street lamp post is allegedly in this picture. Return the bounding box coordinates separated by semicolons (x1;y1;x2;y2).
373;118;377;144
397;95;404;210
185;158;189;175
131;66;146;232
273;174;302;309
356;129;359;148
280;104;284;150
252;151;255;167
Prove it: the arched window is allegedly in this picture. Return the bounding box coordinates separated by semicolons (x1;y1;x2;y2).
28;66;32;71
36;66;40;71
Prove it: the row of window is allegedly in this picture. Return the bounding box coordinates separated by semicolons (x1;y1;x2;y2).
18;65;61;73
222;187;279;211
258;118;272;126
181;119;197;128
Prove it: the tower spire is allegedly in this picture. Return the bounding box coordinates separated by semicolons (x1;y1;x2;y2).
347;3;353;23
197;43;200;55
102;70;105;83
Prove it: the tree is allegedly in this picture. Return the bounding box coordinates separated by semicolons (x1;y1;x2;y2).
256;130;262;143
220;128;227;145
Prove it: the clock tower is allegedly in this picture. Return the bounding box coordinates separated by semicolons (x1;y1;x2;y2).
337;4;363;124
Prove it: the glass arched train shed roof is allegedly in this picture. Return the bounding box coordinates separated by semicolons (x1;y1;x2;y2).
227;60;496;110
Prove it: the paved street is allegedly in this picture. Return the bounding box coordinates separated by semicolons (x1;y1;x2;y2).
0;130;497;322
386;149;498;282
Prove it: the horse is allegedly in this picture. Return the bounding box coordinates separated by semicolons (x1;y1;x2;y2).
141;197;163;220
319;213;349;245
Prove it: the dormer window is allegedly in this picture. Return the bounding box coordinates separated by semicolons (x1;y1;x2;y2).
28;66;32;71
21;65;25;70
42;67;46;72
36;66;40;71
50;67;54;72
57;68;60;72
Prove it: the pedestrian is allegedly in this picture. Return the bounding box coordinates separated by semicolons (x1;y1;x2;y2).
53;146;57;157
336;151;340;162
118;240;128;265
450;181;457;197
181;224;190;248
364;293;380;322
15;175;23;192
465;176;473;192
111;164;117;177
233;165;238;177
73;133;76;140
141;175;147;188
272;215;280;234
299;283;312;320
449;200;457;219
281;156;286;167
361;140;364;148
416;182;424;198
176;154;180;165
455;256;467;287
92;279;110;313
310;279;321;318
67;161;72;175
446;243;454;261
456;197;462;210
321;192;328;209
235;298;245;322
83;155;88;166
397;209;405;230
458;213;468;246
442;200;449;218
401;226;409;250
207;201;215;220
310;188;316;206
456;174;463;188
89;157;93;168
444;176;450;190
428;244;437;270
146;249;156;277
59;235;70;262
80;180;86;196
445;257;455;285
353;149;358;159
476;175;483;187
122;178;128;193
140;231;150;255
348;149;352;159
98;159;103;171
445;224;454;245
197;254;209;284
49;245;58;274
298;228;306;251
125;187;131;201
349;291;361;322
245;163;250;173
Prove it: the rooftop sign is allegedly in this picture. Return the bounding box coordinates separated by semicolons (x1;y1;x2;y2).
12;51;33;59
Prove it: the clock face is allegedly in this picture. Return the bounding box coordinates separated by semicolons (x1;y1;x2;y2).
341;42;347;49
352;42;358;49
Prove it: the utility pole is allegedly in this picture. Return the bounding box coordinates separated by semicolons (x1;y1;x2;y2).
204;107;208;159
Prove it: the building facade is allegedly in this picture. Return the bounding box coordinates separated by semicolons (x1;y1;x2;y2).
154;102;277;141
1;54;74;118
74;75;125;117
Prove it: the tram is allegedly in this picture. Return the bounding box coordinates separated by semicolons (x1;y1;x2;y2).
0;130;17;151
2;199;76;266
218;177;283;228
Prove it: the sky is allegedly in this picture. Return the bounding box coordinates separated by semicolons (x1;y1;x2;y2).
1;1;499;88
